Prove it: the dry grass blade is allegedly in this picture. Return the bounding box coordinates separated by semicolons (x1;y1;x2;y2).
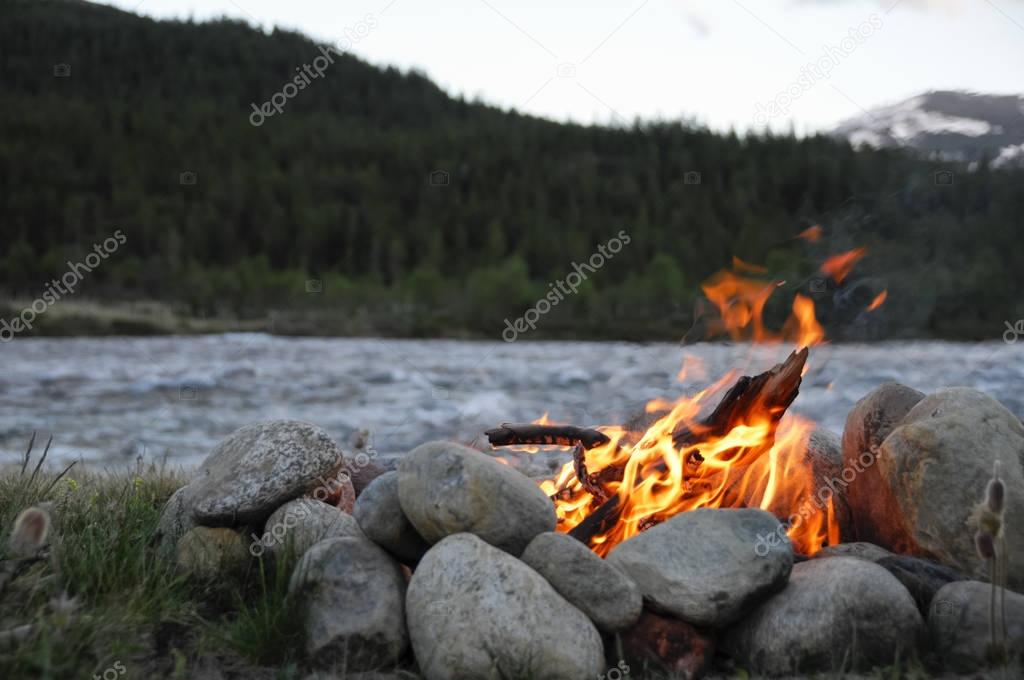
27;434;54;488
20;431;37;476
42;461;78;496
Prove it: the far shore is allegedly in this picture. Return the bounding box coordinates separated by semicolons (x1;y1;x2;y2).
0;297;1003;344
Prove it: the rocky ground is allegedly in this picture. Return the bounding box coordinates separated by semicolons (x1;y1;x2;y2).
2;383;1023;678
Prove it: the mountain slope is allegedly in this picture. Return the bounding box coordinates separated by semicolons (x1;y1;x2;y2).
834;90;1024;166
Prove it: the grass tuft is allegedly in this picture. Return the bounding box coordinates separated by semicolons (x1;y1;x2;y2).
0;443;309;680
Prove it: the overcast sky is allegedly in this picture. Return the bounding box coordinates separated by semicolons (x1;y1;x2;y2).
103;0;1024;133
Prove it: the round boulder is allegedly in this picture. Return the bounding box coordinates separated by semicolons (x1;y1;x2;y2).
190;420;346;526
289;536;408;670
354;471;429;565
724;557;924;674
929;580;1024;671
841;382;925;548
397;441;555;556
520;531;642;632
877;388;1024;587
157;484;197;558
606;508;793;627
257;498;363;559
176;526;251;579
406;533;604;680
815;541;966;612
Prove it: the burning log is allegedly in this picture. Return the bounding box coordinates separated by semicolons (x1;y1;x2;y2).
572;443;626;503
485;423;610;450
671;347;807;450
487;423;622;502
569;349;809;547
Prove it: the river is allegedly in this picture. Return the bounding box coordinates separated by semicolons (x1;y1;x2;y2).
1;336;1020;469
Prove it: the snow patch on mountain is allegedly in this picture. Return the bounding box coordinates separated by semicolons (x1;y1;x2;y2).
994;142;1024;168
833;90;1024;163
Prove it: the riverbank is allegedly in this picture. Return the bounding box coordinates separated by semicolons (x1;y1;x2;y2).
0;295;1009;343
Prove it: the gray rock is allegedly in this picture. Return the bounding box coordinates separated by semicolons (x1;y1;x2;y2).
157;484;196;558
725;557;924;674
347;457;392;497
816;541;967;612
406;533;604;680
258;498;363;559
190;420;346;526
928;580;1024;672
841;382;925;547
520;531;642;632
353;471;429;564
176;526;251;579
815;540;893;562
606;508;793;627
397;441;555;556
289;536;408;669
878;388;1024;588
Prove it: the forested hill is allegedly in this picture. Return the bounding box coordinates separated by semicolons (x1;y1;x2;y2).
1;0;1022;340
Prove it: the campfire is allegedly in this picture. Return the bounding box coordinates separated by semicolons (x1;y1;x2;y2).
143;246;1023;676
487;248;879;557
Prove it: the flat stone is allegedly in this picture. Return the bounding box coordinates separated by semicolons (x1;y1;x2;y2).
606;508;793;627
520;531;642;632
397;441;555;556
353;471;429;565
724;557;924;674
190;420;346;526
406;533;604;680
289;536;408;670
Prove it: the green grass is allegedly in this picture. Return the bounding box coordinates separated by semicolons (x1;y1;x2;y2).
0;445;307;680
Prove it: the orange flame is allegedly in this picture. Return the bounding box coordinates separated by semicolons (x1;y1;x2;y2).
731;256;768;274
867;289;888;312
797;224;822;242
532;251;865;558
820;247;866;283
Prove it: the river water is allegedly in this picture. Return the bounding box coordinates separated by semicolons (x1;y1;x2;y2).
1;336;1020;469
